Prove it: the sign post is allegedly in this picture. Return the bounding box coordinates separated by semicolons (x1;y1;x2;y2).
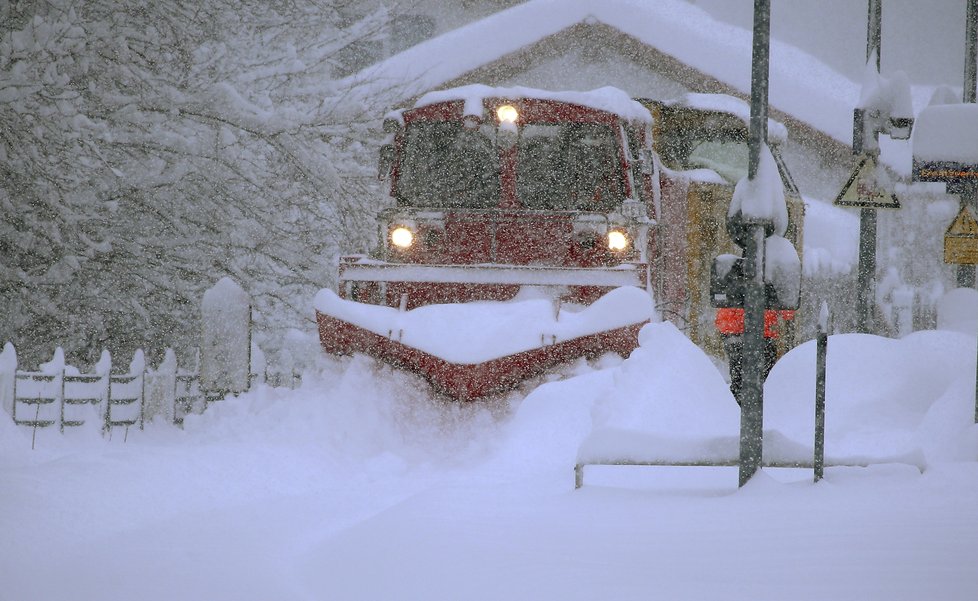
708;0;793;487
833;153;901;336
964;0;978;287
940;204;978;425
843;0;913;334
912;65;978;425
737;0;772;488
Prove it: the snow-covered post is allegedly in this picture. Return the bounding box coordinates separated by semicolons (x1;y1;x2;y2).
94;350;112;426
145;349;177;423
963;0;978;287
41;348;67;433
250;341;265;388
855;133;879;328
848;0;913;329
200;277;252;402
713;0;800;487
814;302;831;482
0;342;16;417
737;0;772;487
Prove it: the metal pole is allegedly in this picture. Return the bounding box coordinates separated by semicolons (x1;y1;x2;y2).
867;0;881;69
739;0;771;487
965;0;976;105
856;0;882;332
814;314;828;482
963;0;978;288
740;225;767;487
856;208;877;333
747;1;770;179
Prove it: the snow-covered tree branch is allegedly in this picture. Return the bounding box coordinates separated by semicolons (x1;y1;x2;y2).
1;0;399;366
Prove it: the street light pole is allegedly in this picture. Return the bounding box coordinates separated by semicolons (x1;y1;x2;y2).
956;0;978;289
963;0;978;292
739;0;771;487
965;0;978;424
856;0;882;332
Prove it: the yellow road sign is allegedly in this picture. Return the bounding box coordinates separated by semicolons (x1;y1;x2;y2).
834;154;900;209
944;205;978;265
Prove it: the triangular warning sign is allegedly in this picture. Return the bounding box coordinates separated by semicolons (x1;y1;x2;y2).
946;205;978;237
944;206;978;264
834;154;900;209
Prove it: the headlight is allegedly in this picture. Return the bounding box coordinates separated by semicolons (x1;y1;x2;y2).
390;226;415;249
607;230;629;251
496;104;518;124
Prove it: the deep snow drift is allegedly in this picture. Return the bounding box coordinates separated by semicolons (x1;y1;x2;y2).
3;310;978;600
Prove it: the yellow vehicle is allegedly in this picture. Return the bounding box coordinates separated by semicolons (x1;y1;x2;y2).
637;94;804;356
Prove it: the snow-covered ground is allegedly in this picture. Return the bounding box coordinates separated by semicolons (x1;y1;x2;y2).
3;306;978;600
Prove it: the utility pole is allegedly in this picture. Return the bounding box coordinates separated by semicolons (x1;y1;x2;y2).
963;0;978;290
966;0;978;424
738;0;771;487
856;0;882;331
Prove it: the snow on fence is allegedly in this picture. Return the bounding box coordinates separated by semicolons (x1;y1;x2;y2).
0;342;300;435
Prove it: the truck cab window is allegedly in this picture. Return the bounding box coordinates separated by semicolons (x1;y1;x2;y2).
398;121;499;209
518;123;623;210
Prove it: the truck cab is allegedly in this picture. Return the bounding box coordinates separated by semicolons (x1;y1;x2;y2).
346;85;658;309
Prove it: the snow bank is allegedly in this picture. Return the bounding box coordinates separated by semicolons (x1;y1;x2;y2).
577;322;740;462
766;330;978;465
179;354;504;472
314;286;655;364
4;317;978;600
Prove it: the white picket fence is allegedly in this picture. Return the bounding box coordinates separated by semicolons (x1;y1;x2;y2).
1;278;307;436
0;343;301;435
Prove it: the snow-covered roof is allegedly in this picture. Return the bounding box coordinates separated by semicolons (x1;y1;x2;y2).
912;104;978;163
664;93;789;144
415;84;653;122
349;0;871;146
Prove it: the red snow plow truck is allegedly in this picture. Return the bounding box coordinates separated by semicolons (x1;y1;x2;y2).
314;85;803;400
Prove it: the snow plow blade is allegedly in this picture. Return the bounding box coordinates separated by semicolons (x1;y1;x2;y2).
314;286;654;401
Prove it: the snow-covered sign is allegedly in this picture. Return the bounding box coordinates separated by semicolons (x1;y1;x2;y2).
944;206;978;265
199;278;252;395
727;144;789;237
912;104;978;188
833;154;900;209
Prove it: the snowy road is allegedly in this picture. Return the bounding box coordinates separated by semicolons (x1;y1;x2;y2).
3;325;978;601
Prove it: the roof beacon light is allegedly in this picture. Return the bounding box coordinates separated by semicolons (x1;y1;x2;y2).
496;104;518;124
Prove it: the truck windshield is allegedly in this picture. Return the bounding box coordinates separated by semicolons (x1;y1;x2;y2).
517;123;623;210
397;121;499;209
396;120;624;211
657;111;749;185
685;139;749;184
